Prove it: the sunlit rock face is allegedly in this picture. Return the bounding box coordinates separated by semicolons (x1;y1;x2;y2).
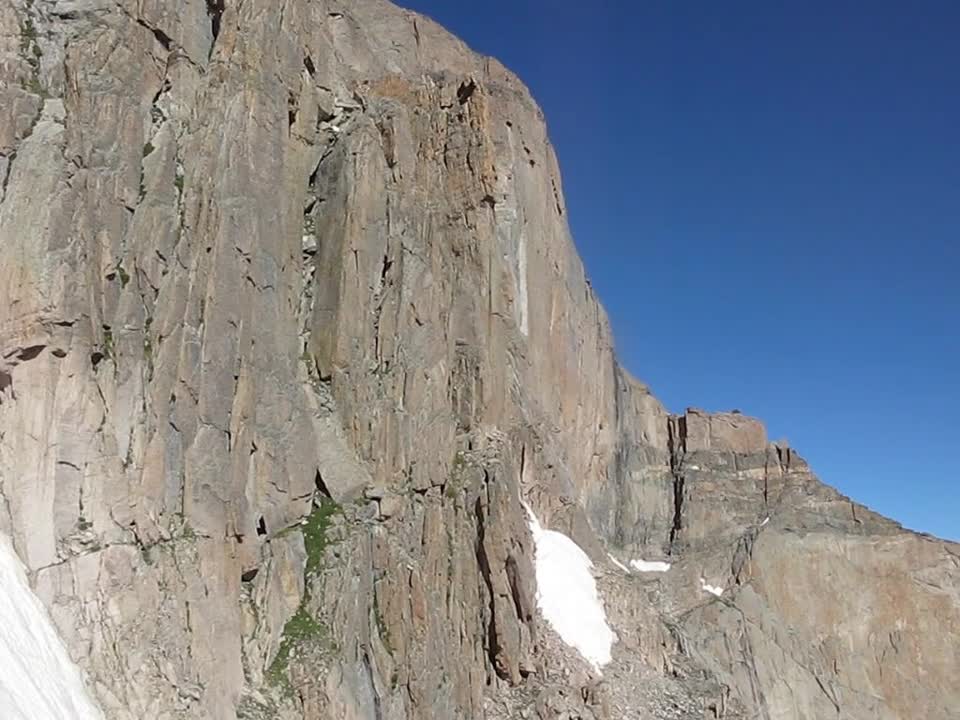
1;1;957;719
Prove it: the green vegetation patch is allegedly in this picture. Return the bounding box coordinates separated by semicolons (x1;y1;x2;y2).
267;499;341;694
19;7;46;98
372;589;393;656
302;498;340;578
445;450;469;498
102;326;114;358
266;605;327;692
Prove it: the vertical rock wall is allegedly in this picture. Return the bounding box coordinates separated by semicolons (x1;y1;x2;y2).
1;2;957;719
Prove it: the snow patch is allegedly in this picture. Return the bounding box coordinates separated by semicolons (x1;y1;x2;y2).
0;534;104;719
607;554;631;574
517;229;529;336
700;577;724;597
629;559;671;573
523;502;615;672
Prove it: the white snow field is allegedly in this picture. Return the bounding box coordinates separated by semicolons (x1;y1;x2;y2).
0;534;103;720
607;553;631;573
523;502;616;672
629;559;672;573
700;577;725;597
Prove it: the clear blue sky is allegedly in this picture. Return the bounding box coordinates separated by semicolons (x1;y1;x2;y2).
399;1;960;541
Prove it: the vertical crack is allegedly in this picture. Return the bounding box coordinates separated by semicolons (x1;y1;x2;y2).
667;415;687;554
206;0;225;45
1;151;15;204
473;474;507;680
362;649;383;720
762;453;770;508
518;442;525;484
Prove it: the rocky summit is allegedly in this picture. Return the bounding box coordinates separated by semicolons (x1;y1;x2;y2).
1;1;957;718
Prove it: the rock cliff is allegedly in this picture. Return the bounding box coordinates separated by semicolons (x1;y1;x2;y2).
1;1;957;718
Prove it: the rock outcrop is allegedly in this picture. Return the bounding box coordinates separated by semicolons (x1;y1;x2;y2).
1;1;957;718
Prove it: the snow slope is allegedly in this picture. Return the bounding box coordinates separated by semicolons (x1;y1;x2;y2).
630;559;671;573
523;502;616;672
700;578;725;597
607;553;631;573
0;534;103;720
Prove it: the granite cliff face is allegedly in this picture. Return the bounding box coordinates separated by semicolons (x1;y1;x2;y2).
1;1;957;718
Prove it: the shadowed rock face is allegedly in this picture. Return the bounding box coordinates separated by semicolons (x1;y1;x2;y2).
1;1;957;719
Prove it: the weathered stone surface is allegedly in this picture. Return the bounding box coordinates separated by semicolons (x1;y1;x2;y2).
608;409;960;720
1;1;957;719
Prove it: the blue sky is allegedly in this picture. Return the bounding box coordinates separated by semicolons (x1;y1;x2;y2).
399;1;960;541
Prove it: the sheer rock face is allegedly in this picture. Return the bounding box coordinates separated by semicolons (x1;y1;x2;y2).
621;410;960;720
1;1;957;719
